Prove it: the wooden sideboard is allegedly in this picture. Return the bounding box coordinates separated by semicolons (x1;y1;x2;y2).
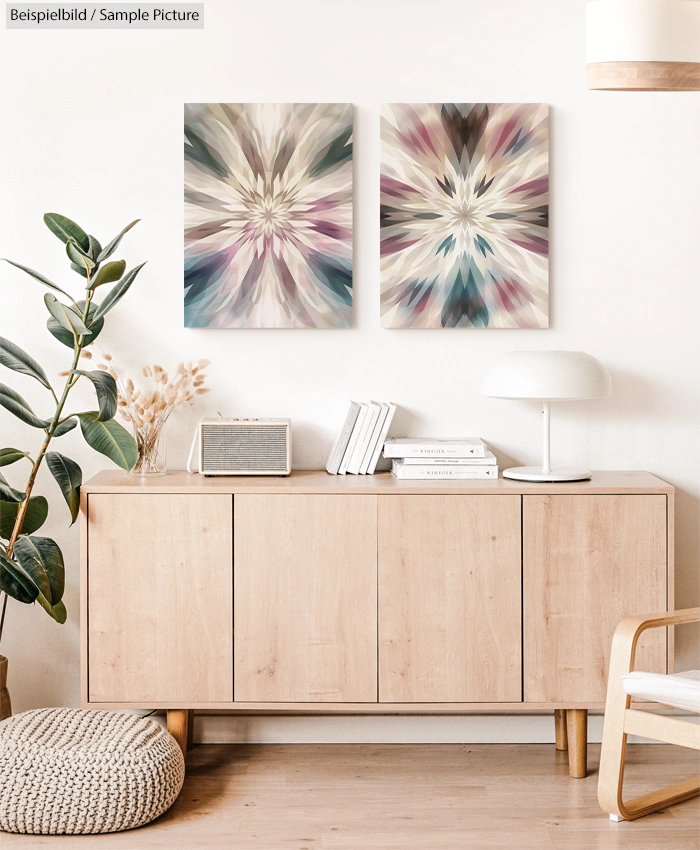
80;470;674;777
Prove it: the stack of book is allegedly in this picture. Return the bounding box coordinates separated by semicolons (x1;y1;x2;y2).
326;401;397;475
384;437;498;480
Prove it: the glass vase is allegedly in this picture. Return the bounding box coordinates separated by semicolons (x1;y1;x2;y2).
130;422;167;476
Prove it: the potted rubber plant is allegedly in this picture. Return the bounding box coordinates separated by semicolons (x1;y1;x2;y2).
0;213;144;718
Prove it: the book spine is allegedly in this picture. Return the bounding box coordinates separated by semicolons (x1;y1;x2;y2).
384;445;487;458
359;404;389;474
367;403;397;474
347;404;380;475
325;404;360;475
338;404;367;475
391;462;498;480
399;454;497;466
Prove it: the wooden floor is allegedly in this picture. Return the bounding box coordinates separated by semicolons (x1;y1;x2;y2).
3;744;698;849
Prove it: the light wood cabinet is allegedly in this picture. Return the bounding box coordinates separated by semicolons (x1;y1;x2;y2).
86;493;233;704
81;471;674;774
523;494;668;704
378;495;521;703
233;494;378;702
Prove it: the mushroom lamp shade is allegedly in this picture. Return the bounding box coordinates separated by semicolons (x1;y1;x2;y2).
586;0;700;91
483;351;613;482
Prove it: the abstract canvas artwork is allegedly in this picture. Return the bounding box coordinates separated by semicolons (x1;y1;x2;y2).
380;103;549;328
184;103;353;328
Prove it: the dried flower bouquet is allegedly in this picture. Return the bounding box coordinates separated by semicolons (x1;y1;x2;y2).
87;351;210;475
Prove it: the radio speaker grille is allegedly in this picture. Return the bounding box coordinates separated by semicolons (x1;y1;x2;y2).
201;422;290;474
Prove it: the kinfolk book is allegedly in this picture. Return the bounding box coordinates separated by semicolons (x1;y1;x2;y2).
383;438;487;459
391;461;498;480
399;450;498;466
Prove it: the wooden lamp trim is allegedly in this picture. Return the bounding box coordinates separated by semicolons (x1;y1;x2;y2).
587;60;700;90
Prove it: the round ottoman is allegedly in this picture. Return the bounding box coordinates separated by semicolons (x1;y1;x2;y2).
0;708;185;834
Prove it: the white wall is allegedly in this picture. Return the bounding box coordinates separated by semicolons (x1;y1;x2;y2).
1;0;698;742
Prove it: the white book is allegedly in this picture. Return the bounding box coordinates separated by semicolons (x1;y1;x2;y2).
347;402;382;474
359;402;389;474
367;402;397;474
384;437;487;459
325;402;362;475
400;450;497;466
338;403;368;475
391;461;498;480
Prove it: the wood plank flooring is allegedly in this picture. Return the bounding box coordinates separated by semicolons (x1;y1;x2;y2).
2;744;698;849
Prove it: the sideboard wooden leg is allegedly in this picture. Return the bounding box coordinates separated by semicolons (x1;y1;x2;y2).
187;709;195;750
566;709;588;778
554;709;568;751
167;709;189;759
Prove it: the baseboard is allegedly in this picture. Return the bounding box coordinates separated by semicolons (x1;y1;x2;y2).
191;713;608;745
148;711;697;745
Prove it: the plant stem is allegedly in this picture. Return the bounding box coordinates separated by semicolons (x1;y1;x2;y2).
0;288;93;646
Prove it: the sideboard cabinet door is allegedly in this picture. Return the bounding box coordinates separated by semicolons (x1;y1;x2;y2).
523;495;667;704
234;494;378;702
378;495;522;703
88;494;233;704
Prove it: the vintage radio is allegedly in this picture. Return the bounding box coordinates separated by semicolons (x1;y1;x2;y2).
193;418;291;476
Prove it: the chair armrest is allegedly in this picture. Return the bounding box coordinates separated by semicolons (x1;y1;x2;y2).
609;608;700;683
619;607;700;638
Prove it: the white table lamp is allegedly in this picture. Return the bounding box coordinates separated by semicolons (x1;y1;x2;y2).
483;350;613;482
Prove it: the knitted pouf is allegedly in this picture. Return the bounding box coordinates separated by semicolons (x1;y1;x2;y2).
0;708;185;834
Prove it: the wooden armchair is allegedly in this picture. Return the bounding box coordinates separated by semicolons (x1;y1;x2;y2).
598;608;700;821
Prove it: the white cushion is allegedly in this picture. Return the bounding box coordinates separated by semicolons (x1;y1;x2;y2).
621;670;700;713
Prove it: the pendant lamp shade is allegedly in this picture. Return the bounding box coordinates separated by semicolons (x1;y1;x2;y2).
586;0;700;91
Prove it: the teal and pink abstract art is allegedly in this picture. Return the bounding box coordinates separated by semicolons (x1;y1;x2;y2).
185;103;353;328
381;103;549;328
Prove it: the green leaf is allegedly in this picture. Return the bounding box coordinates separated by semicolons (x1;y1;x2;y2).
88;235;102;261
92;262;146;322
79;413;137;470
89;260;126;290
0;550;38;604
13;535;64;606
53;417;77;437
37;595;67;623
47;300;103;348
46;451;82;524
43;293;73;333
0;448;28;467
0;336;52;391
66;239;95;271
0;496;48;538
0;471;25;502
2;259;75;301
44;294;91;339
70;261;88;279
0;384;50;429
97;219;140;263
43;213;90;253
71;370;117;421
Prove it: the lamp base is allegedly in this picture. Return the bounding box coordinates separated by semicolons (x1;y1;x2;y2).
503;466;592;483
